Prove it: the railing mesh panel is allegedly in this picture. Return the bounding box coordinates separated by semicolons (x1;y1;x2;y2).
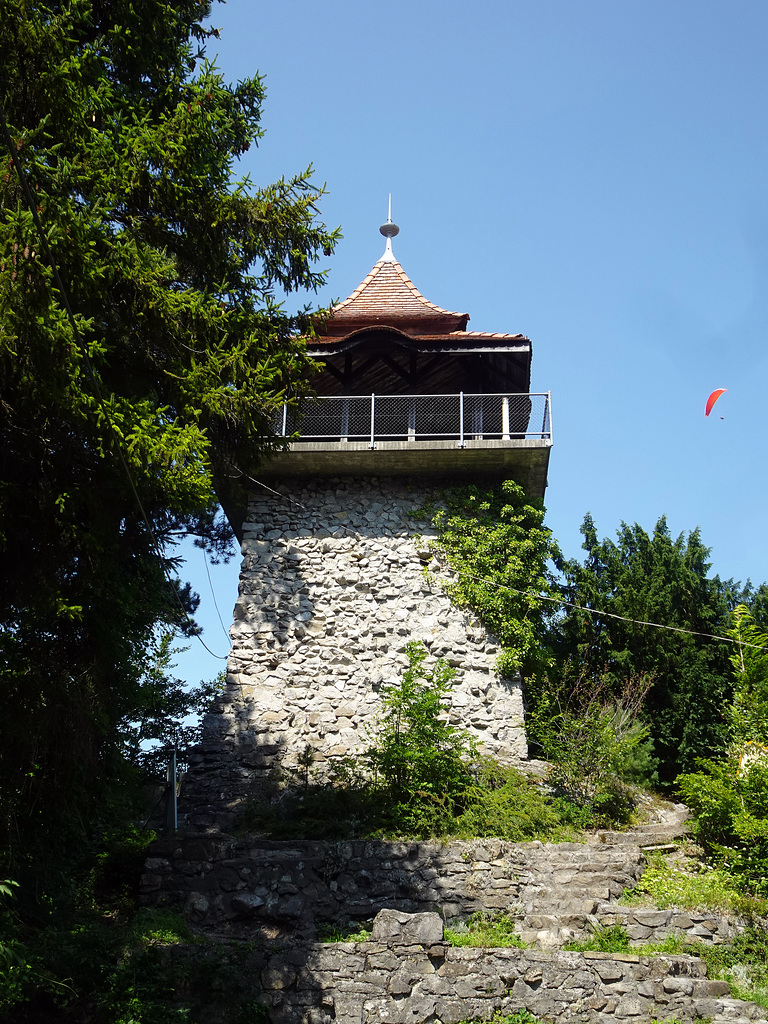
278;393;551;442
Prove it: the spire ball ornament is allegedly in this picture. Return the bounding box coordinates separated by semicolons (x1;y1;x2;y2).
380;194;399;262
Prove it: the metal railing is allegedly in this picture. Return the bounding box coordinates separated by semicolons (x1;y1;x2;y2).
275;392;552;448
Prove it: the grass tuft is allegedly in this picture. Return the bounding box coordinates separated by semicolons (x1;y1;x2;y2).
316;921;372;943
454;1012;539;1024
621;853;768;916
445;912;526;948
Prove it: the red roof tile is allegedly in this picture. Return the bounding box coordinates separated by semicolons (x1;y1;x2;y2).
322;257;469;336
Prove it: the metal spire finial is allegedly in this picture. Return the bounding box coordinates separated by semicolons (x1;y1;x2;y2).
379;193;399;262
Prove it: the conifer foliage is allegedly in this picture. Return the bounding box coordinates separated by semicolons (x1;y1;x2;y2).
544;515;737;783
0;0;338;862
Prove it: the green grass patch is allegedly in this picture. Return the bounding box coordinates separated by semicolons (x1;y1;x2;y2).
316;922;372;943
445;912;526;948
620;853;768;916
636;935;690;955
454;1012;539;1024
564;923;691;956
563;917;768;1010
125;907;199;946
563;923;631;953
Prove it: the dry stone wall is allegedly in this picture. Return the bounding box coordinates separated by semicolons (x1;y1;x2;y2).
142;835;746;950
182;476;526;831
154;911;765;1024
246;942;741;1024
142;836;643;939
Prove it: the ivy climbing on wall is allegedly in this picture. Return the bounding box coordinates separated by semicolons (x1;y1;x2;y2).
423;480;561;677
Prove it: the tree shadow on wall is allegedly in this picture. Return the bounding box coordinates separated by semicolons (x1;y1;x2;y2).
177;723;290;833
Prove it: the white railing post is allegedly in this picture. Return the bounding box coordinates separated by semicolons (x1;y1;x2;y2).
340;398;349;442
458;392;466;447
282;403;288;437
369;394;376;449
502;395;510;440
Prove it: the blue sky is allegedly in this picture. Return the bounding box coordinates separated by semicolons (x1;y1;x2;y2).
173;0;768;684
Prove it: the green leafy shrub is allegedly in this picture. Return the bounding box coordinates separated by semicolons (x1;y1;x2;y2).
696;927;768;1009
238;644;590;842
240;761;580;843
453;761;573;840
678;758;768;897
363;641;477;806
673;605;768;897
529;691;650;824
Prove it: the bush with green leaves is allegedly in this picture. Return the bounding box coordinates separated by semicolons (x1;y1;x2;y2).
620;851;767;916
361;641;477;823
696;928;768;1010
528;686;651;823
452;760;570;840
238;640;604;840
678;758;768;897
676;604;768;896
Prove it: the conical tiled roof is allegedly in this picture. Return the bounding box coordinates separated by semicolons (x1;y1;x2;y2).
321;256;469;337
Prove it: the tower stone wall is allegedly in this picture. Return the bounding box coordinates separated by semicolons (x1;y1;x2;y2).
183;475;527;830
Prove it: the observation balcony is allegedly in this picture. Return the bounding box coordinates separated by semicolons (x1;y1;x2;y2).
261;392;552;498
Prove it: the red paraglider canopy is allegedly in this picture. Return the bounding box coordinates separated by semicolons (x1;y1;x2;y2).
705;388;727;417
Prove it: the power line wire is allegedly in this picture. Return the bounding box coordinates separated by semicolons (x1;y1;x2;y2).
433;559;768;652
224;466;768;655
201;543;231;642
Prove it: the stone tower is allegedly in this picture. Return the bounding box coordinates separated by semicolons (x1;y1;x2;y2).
184;217;552;830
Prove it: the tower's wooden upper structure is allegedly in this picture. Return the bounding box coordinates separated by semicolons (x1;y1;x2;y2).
308;235;532;398
256;217;552;500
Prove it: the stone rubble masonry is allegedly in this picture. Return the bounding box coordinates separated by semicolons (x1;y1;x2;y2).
141;835;742;949
156;911;767;1024
252;940;760;1024
181;476;526;832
